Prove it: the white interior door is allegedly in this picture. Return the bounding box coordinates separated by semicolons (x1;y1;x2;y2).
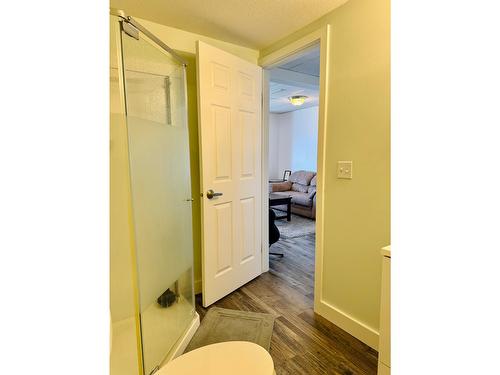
197;41;262;307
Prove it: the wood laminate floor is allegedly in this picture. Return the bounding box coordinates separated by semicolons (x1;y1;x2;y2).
195;233;378;375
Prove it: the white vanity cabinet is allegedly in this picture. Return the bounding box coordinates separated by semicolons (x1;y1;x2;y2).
378;245;391;374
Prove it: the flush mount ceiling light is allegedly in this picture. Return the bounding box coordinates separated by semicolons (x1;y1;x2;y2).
288;95;308;106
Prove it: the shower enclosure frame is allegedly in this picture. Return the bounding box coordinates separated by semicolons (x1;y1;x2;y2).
111;9;188;67
110;9;200;375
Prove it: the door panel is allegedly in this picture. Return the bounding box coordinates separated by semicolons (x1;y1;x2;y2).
240;197;256;263
197;41;262;307
215;202;233;275
241;111;256;177
214;106;232;179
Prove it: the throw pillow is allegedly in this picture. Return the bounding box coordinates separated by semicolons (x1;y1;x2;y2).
289;170;315;185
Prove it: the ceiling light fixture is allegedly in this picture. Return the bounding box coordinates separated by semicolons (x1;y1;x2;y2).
288;95;307;106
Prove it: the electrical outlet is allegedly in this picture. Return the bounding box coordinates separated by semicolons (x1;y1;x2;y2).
337;161;353;179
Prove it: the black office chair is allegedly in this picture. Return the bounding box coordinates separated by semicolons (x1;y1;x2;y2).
269;209;283;257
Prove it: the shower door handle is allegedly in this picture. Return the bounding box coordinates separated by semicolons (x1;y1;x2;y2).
206;189;223;199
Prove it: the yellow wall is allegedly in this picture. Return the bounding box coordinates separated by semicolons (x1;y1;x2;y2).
177;52;203;293
261;0;390;332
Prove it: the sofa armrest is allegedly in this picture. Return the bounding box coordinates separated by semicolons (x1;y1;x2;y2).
270;181;292;192
312;194;317;219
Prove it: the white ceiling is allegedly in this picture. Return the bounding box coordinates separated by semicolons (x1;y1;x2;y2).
110;0;348;49
269;82;319;113
280;48;321;77
269;46;320;113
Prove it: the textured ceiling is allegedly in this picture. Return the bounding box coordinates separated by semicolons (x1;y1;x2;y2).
110;0;348;49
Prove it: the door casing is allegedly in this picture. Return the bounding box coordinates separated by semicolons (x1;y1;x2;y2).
259;25;331;315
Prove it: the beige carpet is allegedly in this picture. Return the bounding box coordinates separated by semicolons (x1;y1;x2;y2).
274;212;316;238
185;307;275;352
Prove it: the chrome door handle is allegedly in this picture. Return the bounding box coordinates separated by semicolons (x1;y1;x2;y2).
206;189;223;199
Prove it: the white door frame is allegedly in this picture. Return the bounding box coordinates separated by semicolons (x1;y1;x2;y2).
259;25;331;315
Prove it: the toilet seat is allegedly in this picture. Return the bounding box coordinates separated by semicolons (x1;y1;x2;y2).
157;341;275;375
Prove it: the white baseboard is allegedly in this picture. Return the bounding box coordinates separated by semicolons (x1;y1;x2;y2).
315;299;379;350
194;279;202;295
162;312;200;365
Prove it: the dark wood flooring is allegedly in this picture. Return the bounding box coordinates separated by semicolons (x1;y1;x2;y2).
195;233;378;375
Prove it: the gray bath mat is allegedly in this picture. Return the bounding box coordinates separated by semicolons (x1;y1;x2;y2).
185;307;275;352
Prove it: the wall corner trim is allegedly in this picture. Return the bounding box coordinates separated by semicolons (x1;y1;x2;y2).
316;299;379;350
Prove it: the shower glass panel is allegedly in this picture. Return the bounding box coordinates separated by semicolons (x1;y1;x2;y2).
121;28;195;374
110;15;141;375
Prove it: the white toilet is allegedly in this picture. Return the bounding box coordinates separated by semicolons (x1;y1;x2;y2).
157;341;275;375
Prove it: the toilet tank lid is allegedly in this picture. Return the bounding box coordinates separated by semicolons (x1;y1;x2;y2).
157;341;274;375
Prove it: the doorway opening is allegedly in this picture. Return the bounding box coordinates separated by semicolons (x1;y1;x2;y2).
266;43;320;297
259;26;331;319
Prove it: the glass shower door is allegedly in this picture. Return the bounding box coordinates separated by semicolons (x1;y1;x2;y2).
121;27;195;375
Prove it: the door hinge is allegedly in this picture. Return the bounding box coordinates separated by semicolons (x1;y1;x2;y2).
122;20;139;40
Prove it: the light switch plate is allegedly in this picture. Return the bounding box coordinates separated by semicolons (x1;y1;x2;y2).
337;161;353;179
